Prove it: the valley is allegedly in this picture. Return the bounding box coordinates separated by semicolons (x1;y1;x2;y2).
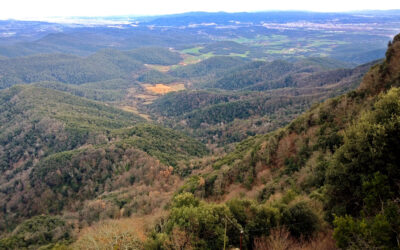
0;10;399;250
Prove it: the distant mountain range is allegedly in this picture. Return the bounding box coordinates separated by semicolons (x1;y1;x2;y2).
1;10;399;63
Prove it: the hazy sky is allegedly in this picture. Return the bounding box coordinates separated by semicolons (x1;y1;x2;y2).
1;0;400;19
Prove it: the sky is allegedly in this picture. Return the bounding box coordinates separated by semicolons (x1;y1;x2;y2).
1;0;400;20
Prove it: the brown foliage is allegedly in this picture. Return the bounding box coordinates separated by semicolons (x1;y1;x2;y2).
253;228;337;250
72;218;147;250
162;227;193;250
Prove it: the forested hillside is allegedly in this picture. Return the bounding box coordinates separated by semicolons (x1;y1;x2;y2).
149;60;374;146
0;47;182;89
0;85;207;237
149;34;400;249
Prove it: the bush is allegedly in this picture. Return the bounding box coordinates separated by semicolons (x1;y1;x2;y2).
72;219;144;250
152;193;241;250
333;203;400;249
281;202;319;239
171;192;200;208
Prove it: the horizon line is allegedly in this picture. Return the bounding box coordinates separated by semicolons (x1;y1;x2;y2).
1;9;400;22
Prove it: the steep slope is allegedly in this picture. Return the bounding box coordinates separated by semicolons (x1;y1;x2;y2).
161;34;400;249
191;35;400;199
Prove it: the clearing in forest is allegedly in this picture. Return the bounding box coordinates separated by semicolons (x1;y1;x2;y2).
144;83;185;94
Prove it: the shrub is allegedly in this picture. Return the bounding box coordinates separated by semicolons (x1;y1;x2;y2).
333;203;400;249
154;193;241;249
72;219;144;250
281;202;319;239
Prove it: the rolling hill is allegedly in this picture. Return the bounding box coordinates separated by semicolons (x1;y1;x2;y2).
169;56;249;78
0;47;183;89
149;60;374;146
0;85;207;233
